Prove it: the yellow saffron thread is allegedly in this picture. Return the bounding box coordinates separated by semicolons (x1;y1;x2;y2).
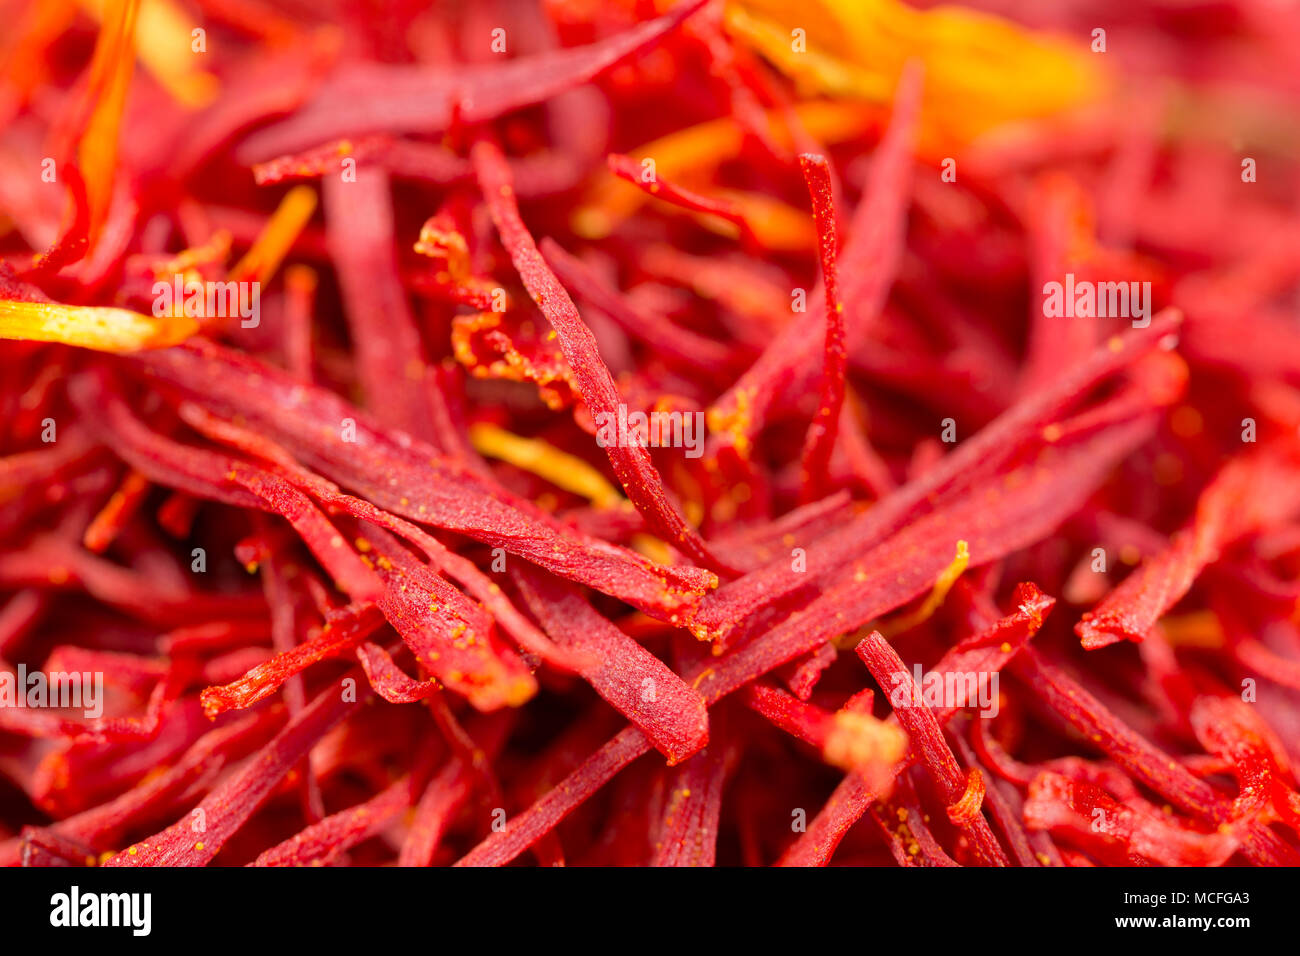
229;185;319;285
468;422;625;509
0;299;197;352
881;539;970;636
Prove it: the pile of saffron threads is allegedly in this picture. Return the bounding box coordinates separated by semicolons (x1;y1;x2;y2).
2;0;1300;868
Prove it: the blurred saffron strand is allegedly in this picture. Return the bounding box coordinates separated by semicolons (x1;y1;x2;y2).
2;0;1300;868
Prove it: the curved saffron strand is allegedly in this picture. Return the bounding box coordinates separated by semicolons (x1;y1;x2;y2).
605;152;758;247
796;153;848;504
1190;696;1300;833
1233;638;1300;691
404;711;515;868
15;165;89;280
777;770;882;867
0;438;100;496
355;642;436;704
855;631;1009;866
0;589;48;660
1078;448;1300;649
